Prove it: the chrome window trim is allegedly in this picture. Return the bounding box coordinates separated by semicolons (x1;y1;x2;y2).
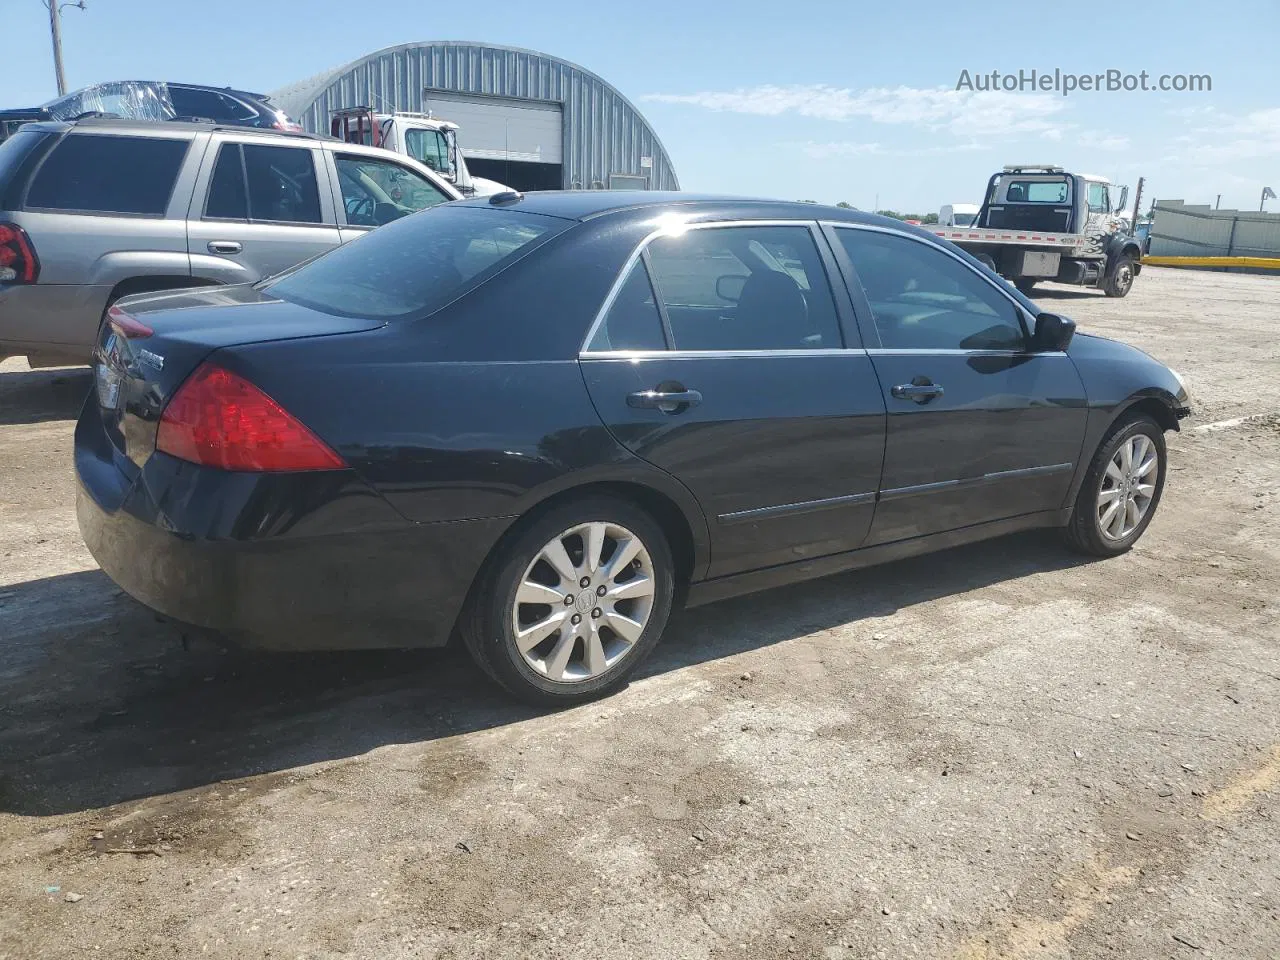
580;347;859;361
579;218;847;357
819;220;1040;341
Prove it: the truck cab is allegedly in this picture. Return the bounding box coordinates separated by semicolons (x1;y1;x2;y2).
329;107;512;198
939;203;979;227
979;165;1128;238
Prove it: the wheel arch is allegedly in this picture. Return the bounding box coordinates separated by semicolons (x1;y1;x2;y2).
106;274;223;308
1113;391;1181;434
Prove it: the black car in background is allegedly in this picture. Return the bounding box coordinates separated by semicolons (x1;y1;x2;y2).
74;193;1191;705
0;80;300;144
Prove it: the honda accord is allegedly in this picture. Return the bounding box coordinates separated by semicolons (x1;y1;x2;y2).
75;193;1191;704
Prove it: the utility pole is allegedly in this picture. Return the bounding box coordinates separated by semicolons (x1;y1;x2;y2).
43;0;87;97
1215;194;1221;210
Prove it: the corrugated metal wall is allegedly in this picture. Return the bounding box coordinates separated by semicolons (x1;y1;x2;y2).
1151;200;1280;258
277;42;679;191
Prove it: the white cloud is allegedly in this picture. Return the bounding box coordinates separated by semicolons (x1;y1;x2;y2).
1177;107;1280;164
794;140;990;160
642;83;1068;138
1077;132;1131;152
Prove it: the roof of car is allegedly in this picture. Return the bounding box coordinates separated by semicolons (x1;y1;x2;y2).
454;191;899;227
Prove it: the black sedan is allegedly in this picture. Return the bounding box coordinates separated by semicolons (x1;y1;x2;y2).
76;193;1191;704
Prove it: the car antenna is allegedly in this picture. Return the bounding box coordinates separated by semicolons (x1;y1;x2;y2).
489;190;524;205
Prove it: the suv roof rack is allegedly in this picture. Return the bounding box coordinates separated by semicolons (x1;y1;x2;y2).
68;116;325;140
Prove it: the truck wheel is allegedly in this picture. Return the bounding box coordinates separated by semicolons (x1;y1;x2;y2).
1015;278;1037;295
1104;255;1136;298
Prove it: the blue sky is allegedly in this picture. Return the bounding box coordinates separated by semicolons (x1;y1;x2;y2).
6;0;1278;212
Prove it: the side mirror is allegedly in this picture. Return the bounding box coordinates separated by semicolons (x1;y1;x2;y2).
1033;312;1076;351
716;274;747;303
1114;185;1130;214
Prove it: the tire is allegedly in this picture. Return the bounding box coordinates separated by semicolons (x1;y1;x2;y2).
1064;413;1167;557
1104;254;1136;298
1015;278;1038;295
459;496;675;706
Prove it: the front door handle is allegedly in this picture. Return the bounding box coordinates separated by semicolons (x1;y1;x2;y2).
627;387;703;414
891;380;944;403
208;240;243;255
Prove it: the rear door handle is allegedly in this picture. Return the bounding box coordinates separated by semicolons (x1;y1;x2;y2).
891;382;944;403
208;240;243;255
627;388;703;413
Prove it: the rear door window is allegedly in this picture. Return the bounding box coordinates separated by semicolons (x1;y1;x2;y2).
264;205;566;319
644;225;843;351
170;86;255;123
25;133;189;215
205;142;322;224
585;259;668;352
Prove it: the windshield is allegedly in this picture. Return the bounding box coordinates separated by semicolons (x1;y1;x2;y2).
263;205;567;320
951;213;976;226
405;128;454;177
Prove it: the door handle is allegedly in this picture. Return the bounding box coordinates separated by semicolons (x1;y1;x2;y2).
627;388;703;413
208;240;243;255
891;381;944;403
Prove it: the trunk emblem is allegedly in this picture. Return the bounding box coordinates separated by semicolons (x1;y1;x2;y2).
137;348;165;371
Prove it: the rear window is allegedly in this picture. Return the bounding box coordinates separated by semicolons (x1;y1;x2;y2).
0;129;51;207
25;133;189;215
263;205;568;319
1004;179;1070;204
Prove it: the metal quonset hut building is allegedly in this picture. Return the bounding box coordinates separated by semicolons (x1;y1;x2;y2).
271;41;679;193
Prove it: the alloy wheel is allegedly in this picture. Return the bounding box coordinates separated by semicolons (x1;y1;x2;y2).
1096;434;1158;540
511;521;656;683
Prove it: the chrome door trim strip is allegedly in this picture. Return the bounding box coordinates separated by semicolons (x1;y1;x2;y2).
879;462;1074;502
718;491;876;525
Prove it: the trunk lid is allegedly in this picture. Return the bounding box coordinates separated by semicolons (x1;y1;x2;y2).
92;284;382;471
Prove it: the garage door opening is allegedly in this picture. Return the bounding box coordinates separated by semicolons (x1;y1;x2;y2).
424;89;565;192
467;158;563;192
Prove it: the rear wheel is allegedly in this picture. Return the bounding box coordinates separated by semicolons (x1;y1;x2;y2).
1064;413;1166;556
1104;255;1136;298
1015;278;1038;295
460;497;675;705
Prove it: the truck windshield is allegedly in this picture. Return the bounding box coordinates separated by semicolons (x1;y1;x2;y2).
405;128;453;177
951;213;976;226
1003;179;1069;203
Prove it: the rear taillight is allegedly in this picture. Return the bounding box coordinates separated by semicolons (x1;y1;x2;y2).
106;304;153;339
156;363;346;472
0;222;38;284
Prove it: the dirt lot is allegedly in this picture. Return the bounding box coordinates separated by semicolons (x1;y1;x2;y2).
1;266;1277;960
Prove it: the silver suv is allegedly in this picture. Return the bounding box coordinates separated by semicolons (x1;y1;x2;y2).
0;118;461;366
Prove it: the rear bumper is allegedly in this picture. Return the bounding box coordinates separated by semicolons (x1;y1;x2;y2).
75;440;513;652
0;283;112;360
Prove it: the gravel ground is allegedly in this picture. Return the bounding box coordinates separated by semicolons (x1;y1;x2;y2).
1;266;1277;960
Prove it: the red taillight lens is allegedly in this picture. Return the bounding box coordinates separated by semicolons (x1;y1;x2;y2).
106;304;153;339
0;222;39;284
156;363;346;472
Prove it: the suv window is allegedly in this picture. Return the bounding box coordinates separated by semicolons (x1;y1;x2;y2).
204;142;322;224
170;86;254;123
264;206;566;320
644;225;842;351
836;228;1025;351
26;133;189;216
334;155;450;226
586;259;667;351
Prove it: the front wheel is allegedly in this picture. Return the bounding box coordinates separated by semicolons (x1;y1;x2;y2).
1104;254;1136;298
460;497;675;706
1064;413;1166;556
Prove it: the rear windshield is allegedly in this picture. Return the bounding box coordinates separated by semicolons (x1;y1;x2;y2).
1003;179;1070;203
0;130;50;206
263;205;568;319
